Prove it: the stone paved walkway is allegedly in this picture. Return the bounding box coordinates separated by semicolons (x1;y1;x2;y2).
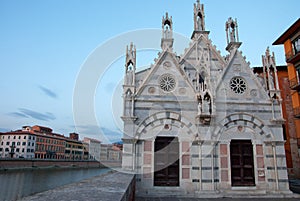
19;171;134;201
19;171;300;201
136;198;300;201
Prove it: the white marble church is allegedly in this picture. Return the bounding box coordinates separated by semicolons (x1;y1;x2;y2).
121;0;291;197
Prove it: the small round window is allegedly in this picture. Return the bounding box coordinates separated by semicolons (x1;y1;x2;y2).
230;77;247;94
159;74;176;92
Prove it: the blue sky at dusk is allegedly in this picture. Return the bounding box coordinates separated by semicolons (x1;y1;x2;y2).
0;0;299;143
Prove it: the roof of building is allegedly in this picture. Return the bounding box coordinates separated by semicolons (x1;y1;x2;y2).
34;132;66;140
252;65;287;73
0;130;68;141
65;137;83;144
83;137;101;143
1;125;87;144
273;18;300;45
1;131;32;135
32;125;53;133
1;126;84;143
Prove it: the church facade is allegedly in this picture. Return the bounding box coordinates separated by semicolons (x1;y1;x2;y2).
121;0;291;197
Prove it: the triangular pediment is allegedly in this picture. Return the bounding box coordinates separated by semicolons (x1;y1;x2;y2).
216;49;269;101
135;50;196;99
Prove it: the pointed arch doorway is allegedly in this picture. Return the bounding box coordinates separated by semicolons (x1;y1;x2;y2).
154;136;179;186
230;140;255;186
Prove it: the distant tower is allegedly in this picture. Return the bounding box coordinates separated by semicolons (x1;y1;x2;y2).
123;43;136;118
225;17;242;51
192;0;209;40
69;133;79;140
161;12;174;51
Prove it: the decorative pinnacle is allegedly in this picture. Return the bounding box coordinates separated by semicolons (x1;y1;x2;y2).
266;46;270;57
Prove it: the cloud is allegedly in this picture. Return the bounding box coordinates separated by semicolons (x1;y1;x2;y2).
74;125;122;143
17;108;56;121
38;85;58;99
75;125;101;134
8;112;29;118
0;128;8;132
101;127;122;142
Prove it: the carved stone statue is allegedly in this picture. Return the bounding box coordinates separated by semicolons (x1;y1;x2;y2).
202;96;210;114
126;66;134;85
127;100;132;116
197;102;202;115
225;17;239;45
230;28;236;42
269;72;275;90
126;90;132;98
164;25;170;39
197;16;203;31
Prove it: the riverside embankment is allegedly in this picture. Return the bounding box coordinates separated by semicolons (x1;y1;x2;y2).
0;159;121;171
0;167;113;201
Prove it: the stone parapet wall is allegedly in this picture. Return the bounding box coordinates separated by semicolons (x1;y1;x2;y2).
0;159;103;169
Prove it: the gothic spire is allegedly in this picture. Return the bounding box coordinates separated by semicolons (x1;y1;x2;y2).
123;43;136;89
225;17;242;52
191;0;209;40
161;12;174;51
194;0;205;31
125;42;136;72
262;47;280;92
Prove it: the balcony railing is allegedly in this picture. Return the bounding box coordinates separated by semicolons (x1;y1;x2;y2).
286;50;300;64
294;107;300;118
290;77;300;91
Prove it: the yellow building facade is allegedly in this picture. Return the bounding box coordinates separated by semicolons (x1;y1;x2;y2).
273;18;300;178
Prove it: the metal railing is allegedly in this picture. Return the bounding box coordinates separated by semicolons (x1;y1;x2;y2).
286;50;294;61
294;106;300;118
286;50;300;63
289;77;300;90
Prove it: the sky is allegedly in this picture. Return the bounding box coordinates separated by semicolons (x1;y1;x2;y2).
0;0;299;143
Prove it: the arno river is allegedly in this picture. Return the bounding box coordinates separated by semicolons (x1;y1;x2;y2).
0;167;111;201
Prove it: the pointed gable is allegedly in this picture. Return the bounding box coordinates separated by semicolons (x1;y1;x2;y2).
180;35;226;72
216;49;269;101
136;50;196;99
177;34;226;97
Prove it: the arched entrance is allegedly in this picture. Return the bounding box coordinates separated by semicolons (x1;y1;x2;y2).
154;136;179;186
230;139;255;186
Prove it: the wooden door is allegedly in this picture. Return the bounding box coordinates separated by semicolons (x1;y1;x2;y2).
154;137;179;186
230;140;255;186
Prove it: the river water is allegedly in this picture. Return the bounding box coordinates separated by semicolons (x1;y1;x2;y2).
0;167;111;201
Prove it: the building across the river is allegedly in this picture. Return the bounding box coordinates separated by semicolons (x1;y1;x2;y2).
0;125;98;161
83;137;101;161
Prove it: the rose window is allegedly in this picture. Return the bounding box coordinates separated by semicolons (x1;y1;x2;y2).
230;77;247;94
159;74;176;92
